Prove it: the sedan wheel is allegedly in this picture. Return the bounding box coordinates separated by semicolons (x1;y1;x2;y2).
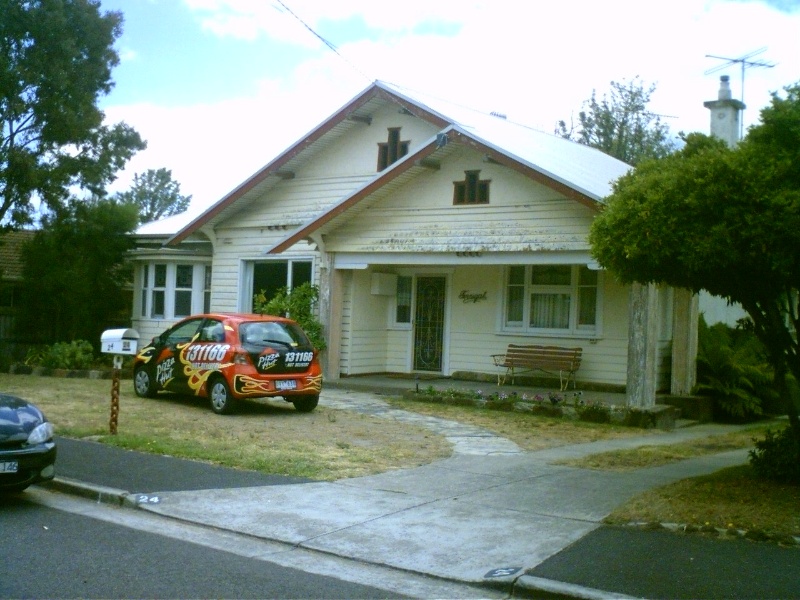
133;367;157;398
209;377;236;415
292;395;319;413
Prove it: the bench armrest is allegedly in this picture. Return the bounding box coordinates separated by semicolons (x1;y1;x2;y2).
491;354;507;367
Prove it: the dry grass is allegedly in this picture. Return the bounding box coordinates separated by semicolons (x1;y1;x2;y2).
554;424;775;471
0;374;450;481
605;464;800;538
386;396;656;450
388;396;800;538
5;373;799;538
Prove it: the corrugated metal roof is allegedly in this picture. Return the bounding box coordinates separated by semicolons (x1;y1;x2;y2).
380;82;631;200
144;81;630;241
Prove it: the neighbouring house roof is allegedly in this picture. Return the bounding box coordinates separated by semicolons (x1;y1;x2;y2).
136;209;205;238
149;80;630;247
0;230;35;282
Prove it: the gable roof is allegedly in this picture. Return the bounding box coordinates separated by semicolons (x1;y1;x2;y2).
164;81;630;247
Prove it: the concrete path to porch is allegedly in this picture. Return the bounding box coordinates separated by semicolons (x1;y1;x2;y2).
126;380;755;597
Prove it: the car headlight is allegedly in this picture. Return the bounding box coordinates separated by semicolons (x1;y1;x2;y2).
27;421;54;445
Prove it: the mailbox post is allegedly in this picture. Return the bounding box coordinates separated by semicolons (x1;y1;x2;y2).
100;328;139;434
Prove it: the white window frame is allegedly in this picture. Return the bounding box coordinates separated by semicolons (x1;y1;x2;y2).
140;264;150;318
203;265;212;314
138;262;211;320
390;274;413;330
239;258;315;313
152;264;167;319
502;264;602;337
173;264;194;318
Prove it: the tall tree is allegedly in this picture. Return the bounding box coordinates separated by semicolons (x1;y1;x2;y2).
114;168;192;223
16;197;139;344
0;0;145;228
557;77;677;165
589;82;800;453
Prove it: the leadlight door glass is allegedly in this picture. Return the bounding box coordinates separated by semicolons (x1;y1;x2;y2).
413;276;446;372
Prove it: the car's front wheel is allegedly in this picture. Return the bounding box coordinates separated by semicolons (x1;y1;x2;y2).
292;395;319;413
209;376;237;415
133;366;157;398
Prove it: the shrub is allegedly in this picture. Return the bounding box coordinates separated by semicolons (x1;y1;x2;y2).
694;317;776;421
24;346;47;366
253;283;326;350
40;340;95;370
749;427;800;485
575;401;612;423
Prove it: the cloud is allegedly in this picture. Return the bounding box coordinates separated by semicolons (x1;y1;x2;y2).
183;0;475;42
105;0;800;215
184;0;321;45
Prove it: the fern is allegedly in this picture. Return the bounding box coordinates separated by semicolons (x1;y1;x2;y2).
695;317;775;418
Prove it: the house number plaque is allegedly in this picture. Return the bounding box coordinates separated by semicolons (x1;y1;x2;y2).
459;290;487;303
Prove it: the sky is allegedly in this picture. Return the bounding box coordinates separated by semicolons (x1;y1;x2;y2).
97;0;800;216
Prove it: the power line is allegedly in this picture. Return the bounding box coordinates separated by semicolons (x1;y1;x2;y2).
273;1;374;85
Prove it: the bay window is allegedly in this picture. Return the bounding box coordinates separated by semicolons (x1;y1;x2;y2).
174;265;194;317
139;262;211;320
504;265;599;335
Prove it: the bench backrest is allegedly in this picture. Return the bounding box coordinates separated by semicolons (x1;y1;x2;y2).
505;344;582;370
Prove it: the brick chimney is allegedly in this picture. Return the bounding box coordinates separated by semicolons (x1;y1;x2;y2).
704;75;745;147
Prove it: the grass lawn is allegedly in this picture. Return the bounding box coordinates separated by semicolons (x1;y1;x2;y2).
605;464;800;539
0;374;452;481
2;373;797;539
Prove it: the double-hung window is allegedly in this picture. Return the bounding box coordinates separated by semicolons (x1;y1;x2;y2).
393;275;412;327
174;265;194;317
152;264;167;318
504;265;599;335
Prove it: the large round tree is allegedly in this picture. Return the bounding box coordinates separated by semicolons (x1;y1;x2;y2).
0;0;144;227
590;83;800;448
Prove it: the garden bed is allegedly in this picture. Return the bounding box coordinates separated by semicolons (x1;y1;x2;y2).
402;387;679;430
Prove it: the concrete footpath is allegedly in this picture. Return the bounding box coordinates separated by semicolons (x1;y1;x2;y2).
42;384;800;599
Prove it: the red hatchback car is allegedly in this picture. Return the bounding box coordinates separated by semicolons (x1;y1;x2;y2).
133;313;322;414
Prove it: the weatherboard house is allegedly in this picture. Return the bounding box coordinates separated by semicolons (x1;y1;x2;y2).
130;81;698;405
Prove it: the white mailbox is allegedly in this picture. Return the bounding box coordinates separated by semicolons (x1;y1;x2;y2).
101;328;140;355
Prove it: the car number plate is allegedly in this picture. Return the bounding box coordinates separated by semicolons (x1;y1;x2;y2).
276;380;297;391
0;461;19;474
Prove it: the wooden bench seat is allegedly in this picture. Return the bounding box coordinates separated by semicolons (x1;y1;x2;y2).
491;344;582;390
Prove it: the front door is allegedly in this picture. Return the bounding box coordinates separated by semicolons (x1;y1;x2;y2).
413;276;446;372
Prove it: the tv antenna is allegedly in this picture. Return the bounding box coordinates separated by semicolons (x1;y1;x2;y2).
705;47;775;104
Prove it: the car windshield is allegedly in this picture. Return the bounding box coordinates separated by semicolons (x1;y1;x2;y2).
239;321;310;348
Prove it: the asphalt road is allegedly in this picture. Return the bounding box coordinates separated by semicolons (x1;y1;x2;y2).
55;436;312;492
0;492;407;599
530;525;800;600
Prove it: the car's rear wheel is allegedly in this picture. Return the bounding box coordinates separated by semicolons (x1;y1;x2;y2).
209;376;236;415
292;395;319;413
133;366;157;398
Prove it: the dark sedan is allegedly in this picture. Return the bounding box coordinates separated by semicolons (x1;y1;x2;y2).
0;393;57;493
